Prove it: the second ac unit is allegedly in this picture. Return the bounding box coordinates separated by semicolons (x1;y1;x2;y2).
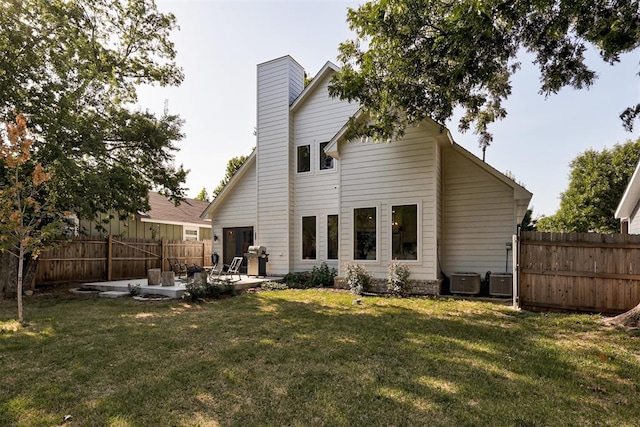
489;274;513;296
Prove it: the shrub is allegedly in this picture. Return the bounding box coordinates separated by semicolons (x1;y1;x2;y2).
345;263;372;295
387;262;411;297
183;279;235;302
261;281;289;291
283;271;313;289
310;262;337;287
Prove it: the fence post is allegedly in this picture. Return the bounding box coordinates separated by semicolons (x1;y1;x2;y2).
107;235;113;281
203;241;206;267
161;237;167;271
512;234;518;309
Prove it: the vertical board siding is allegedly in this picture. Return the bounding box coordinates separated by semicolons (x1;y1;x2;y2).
291;72;358;272
80;215;191;241
257;56;304;275
338;127;438;279
520;231;640;313
442;147;516;275
35;237;212;285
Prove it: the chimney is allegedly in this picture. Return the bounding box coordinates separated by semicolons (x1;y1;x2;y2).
255;56;304;274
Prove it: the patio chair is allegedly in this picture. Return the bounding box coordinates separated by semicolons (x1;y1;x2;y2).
168;257;188;278
212;256;243;283
205;252;222;283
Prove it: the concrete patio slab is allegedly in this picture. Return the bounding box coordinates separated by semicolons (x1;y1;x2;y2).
80;275;283;299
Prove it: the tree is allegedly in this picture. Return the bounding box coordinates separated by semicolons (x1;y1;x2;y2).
537;138;640;233
212;155;249;198
520;208;537;232
0;0;187;297
194;187;209;202
0;0;186;217
0;115;64;322
329;0;640;148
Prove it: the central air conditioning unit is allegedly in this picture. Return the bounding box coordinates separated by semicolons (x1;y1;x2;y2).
450;273;481;295
489;273;513;297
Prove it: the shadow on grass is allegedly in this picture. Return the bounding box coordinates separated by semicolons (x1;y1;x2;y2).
1;292;639;426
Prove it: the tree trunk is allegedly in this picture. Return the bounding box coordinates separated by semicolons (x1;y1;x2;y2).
606;303;640;328
17;245;24;323
0;252;38;299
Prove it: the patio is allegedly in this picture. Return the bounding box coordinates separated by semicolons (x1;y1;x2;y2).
78;275;283;299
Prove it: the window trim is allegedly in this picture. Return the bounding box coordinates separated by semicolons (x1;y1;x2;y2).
352;205;379;262
389;203;421;262
183;225;199;241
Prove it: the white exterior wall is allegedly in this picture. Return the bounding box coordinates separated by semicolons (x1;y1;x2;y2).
337;126;439;280
292;74;359;272
211;162;257;260
442;147;516;275
256;57;304;275
629;201;640;234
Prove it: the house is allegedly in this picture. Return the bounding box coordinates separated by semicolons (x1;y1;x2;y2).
615;159;640;234
81;192;212;241
201;56;532;286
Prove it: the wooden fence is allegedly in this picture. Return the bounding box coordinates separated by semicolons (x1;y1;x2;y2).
519;231;640;314
34;237;213;286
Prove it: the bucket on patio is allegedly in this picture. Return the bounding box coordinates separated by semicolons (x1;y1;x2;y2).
147;268;161;286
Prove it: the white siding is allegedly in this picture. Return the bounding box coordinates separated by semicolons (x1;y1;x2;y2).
210;162;257;260
629;201;640;234
435;141;443;278
337;126;440;280
256;56;304;275
442;147;516;275
291;73;359;272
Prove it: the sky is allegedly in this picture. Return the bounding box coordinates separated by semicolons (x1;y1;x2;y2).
137;0;640;217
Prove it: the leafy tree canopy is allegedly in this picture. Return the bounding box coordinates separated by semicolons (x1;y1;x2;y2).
212;154;249;198
537;138;640;233
329;0;640;147
194;187;209;202
0;0;187;223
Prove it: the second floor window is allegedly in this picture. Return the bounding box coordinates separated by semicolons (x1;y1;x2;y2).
319;142;334;170
297;145;310;173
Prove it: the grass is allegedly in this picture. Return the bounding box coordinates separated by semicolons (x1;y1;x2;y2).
1;289;639;427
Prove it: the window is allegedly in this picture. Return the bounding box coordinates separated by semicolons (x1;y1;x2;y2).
391;205;418;260
354;207;376;260
297;145;310;173
319;142;334;170
184;226;199;241
327;214;338;259
302;216;316;259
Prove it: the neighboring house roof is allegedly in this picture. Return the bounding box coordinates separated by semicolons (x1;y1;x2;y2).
140;192;211;227
200;151;257;219
615;159;640;220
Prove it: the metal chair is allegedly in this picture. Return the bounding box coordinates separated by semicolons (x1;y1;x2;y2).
168;257;188;278
215;256;243;282
206;252;222;283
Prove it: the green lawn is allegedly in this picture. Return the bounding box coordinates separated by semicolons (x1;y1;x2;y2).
1;289;639;426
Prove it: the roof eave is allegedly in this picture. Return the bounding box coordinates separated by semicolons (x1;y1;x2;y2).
290;61;340;112
201;151;257;219
615;160;640;219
